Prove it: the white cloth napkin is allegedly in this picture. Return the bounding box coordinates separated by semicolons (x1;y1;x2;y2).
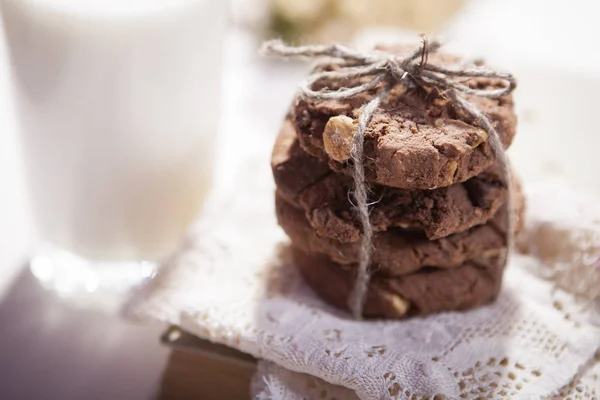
125;138;600;398
122;26;600;399
249;185;600;400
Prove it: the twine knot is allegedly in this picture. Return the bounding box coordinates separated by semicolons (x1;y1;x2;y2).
262;37;515;102
262;37;517;320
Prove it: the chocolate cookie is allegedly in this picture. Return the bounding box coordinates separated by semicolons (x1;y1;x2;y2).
292;246;504;319
276;190;524;277
272;119;509;241
291;47;516;190
272;119;332;201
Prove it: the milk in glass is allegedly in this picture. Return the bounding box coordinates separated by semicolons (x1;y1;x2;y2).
1;0;227;263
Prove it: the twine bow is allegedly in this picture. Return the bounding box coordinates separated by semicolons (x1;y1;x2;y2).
262;38;517;320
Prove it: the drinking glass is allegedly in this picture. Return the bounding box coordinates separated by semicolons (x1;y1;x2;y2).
1;0;228;310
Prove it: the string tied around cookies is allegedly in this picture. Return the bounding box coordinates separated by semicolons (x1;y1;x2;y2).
261;37;517;320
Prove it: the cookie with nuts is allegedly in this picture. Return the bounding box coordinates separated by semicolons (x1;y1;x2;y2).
291;246;505;319
291;47;516;190
272;118;511;241
275;188;524;276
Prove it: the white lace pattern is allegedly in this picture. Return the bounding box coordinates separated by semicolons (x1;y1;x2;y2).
126;148;600;399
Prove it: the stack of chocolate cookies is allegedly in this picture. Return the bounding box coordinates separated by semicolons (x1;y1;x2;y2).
271;49;523;319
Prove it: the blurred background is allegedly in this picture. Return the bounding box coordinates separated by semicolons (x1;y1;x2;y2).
0;0;599;398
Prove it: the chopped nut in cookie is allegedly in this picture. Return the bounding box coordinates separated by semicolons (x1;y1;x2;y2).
323;115;356;162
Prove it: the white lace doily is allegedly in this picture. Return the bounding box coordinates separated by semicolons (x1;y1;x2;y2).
125;143;600;399
517;185;600;302
252;351;600;400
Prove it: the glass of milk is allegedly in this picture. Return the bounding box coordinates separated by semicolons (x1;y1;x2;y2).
1;0;228;310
